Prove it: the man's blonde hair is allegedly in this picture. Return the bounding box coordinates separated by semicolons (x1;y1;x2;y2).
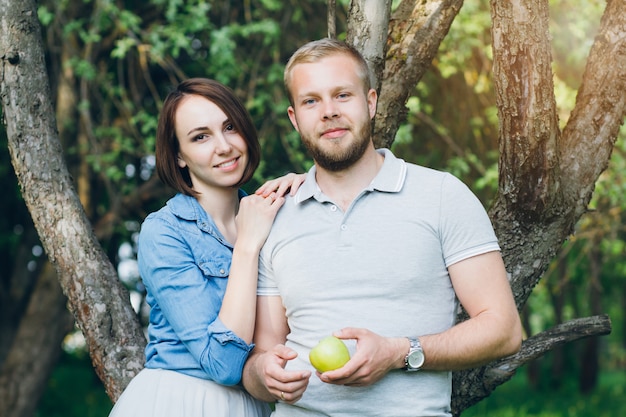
284;38;372;106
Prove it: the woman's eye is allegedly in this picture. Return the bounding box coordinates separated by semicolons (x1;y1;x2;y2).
194;133;208;141
225;123;235;132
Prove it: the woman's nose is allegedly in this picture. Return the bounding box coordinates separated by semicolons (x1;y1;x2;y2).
214;134;233;153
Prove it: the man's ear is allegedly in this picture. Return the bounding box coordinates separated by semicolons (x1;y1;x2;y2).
287;106;299;132
367;88;378;119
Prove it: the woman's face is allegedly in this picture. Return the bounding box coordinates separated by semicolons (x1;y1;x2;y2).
174;94;249;192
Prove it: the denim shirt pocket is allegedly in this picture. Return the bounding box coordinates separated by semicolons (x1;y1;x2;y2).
197;250;231;279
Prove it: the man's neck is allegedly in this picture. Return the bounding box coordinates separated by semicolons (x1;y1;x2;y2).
315;146;384;211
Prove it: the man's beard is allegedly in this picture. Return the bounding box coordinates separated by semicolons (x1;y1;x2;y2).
301;121;371;172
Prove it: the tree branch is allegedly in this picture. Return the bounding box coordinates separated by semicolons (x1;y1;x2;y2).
451;314;612;415
375;0;464;148
327;0;336;38
559;0;626;217
485;314;612;386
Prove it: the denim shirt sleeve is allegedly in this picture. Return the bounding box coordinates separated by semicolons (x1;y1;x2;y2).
138;213;254;385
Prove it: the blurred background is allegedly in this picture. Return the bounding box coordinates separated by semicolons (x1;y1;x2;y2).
1;1;624;416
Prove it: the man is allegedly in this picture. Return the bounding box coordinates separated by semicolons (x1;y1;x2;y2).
242;38;522;416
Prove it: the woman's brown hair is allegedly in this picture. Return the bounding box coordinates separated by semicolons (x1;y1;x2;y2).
155;78;261;196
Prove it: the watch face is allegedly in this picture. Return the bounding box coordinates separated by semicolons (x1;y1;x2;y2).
408;350;425;369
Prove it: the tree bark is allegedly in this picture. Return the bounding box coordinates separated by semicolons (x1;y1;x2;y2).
0;226;41;365
449;0;626;412
0;0;145;402
451;314;612;416
490;0;626;309
0;263;74;417
375;0;465;148
0;224;68;417
346;0;392;92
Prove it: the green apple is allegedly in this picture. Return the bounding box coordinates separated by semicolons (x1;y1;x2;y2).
309;336;351;373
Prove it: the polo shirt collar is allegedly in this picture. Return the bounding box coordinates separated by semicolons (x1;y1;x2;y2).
293;148;407;204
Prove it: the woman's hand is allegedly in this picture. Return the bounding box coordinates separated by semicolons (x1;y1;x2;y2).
256;173;306;198
235;193;284;252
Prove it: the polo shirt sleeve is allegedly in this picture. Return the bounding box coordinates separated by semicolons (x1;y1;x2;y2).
439;173;500;267
257;246;280;296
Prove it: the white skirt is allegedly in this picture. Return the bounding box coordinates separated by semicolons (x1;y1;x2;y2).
108;368;271;417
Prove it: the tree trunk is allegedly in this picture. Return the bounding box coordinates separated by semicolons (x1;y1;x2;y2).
0;224;69;417
450;1;625;412
491;0;626;310
0;263;73;417
0;225;41;365
374;0;465;148
0;0;146;402
345;0;392;92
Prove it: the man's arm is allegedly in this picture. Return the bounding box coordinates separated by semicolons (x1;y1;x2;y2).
242;295;312;403
319;251;522;386
419;250;522;370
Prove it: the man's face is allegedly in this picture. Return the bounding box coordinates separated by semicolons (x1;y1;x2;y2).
287;54;377;172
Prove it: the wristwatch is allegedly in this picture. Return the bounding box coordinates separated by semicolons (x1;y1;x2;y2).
404;337;425;371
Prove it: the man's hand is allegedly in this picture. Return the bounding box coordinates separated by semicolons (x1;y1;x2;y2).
315;328;408;387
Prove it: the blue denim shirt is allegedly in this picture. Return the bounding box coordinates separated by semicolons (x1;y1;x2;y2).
137;192;254;386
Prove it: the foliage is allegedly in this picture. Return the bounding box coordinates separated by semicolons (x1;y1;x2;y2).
550;0;605;90
534;126;626;353
463;367;626;417
35;351;112;417
31;0;333;254
391;0;500;205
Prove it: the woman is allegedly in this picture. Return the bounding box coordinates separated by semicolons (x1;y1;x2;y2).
109;78;303;417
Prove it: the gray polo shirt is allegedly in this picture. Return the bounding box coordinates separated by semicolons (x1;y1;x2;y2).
258;149;500;417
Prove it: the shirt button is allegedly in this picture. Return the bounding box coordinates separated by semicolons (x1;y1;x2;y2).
330;205;338;212
341;224;347;231
220;269;225;274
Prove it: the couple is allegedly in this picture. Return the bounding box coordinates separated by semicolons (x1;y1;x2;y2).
109;38;522;417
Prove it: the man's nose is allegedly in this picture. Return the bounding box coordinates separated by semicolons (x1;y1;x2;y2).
322;100;340;119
